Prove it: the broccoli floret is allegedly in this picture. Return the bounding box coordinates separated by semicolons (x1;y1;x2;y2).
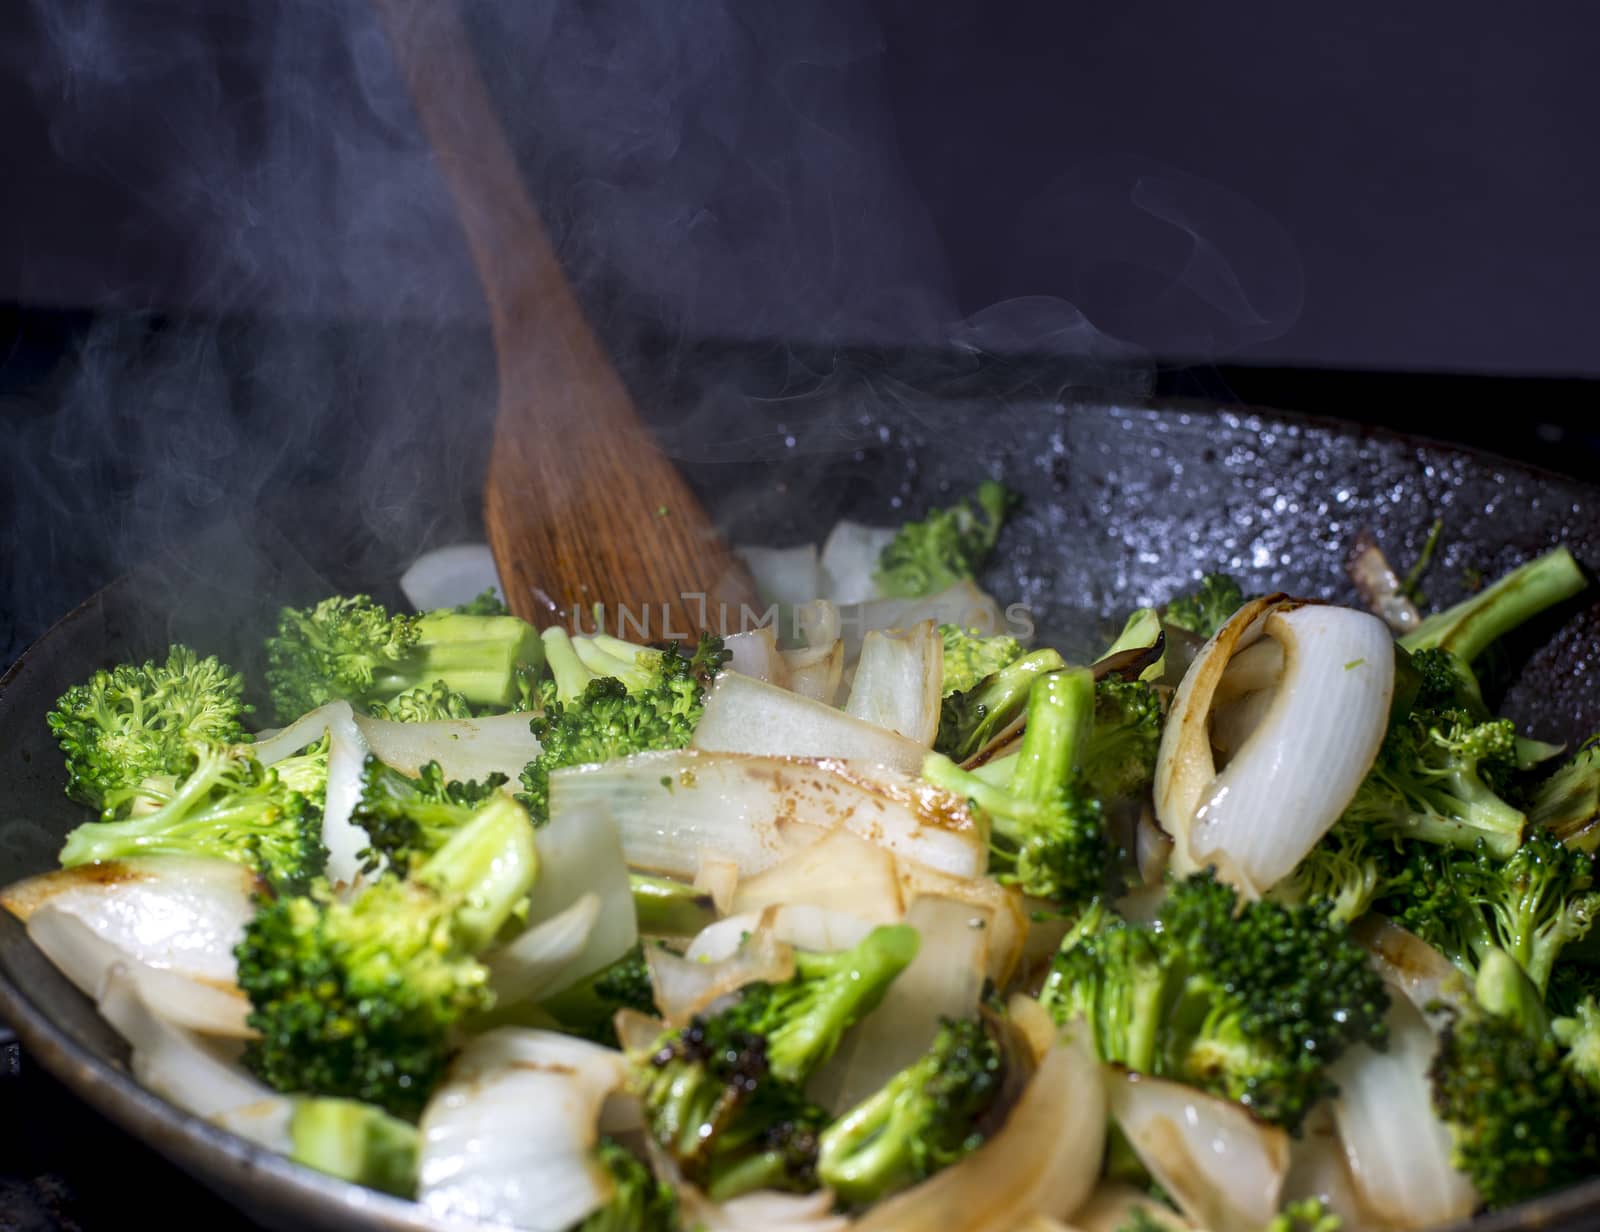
352;755;508;878
1548;960;1600;1018
1113;1211;1172;1232
1083;677;1163;801
541;944;658;1047
1268;822;1383;925
365;680;474;723
288;1097;418;1197
938;624;1023;697
1342;702;1526;859
518;631;728;825
453;589;509;617
58;744;323;893
1530;734;1600;853
270;732;331;804
1400;545;1587;667
577;1138;681;1231
1404;646;1489;720
816;1015;1005;1206
265;594;542;723
236;793;538;1118
629;874;719;937
1163;574;1244;640
1553;995;1600;1087
1265;1197;1343;1232
1429;948;1600;1210
47;644;252;813
924;668;1107;908
1384;830;1600;995
873;481;1017;599
629;926;917;1200
1042;873;1391;1132
934;648;1066;762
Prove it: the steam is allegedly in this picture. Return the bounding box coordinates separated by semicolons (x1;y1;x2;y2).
3;0;1304;664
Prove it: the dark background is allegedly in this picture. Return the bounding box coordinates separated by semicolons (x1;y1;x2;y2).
2;1;1598;1226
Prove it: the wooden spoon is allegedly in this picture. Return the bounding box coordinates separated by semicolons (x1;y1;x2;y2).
373;0;754;639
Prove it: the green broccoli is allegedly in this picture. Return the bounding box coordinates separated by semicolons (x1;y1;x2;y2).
628;925;918;1200
873;481;1017;599
1429;948;1600;1209
1403;645;1489;720
453;589;509;617
938;624;1023;697
1042;873;1390;1132
1529;734;1600;853
288;1097;419;1197
58;743;323;893
1083;677;1163;801
1163;574;1245;640
518;630;728;825
351;755;508;877
265;594;542;723
1266;1198;1343;1232
270;732;331;803
629;874;719;937
1268;822;1384;925
236;793;538;1118
540;944;658;1048
365;681;474;723
924;668;1107;908
1400;545;1587;667
577;1138;681;1231
1548;959;1600;1018
1553;995;1600;1086
816;1015;1005;1206
1383;830;1600;995
47;644;252;813
935;647;1066;762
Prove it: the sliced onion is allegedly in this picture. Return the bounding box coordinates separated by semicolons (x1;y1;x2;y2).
851;1030;1104;1232
400;543;503;612
840;582;1006;664
97;965;270;1119
355;711;541;785
683;1185;852;1232
1346;530;1422;635
27;904;253;1036
782;641;845;705
614;1010;666;1055
732;831;905;924
648;918;796;1027
845;621;943;746
521;798;637;997
1209;688;1277;758
820;521;898;605
810;895;990;1114
1328;995;1478;1227
1161;602;1394;894
725;627;792;687
250;700;372;888
1071;1183;1195;1232
485;892;601;1006
1353;914;1470;1024
695;851;740;916
896;860;1026;987
1212;638;1284;707
551;751;985;880
694;673;932;774
418;1028;629;1232
687;907;876;964
1107;1069;1289;1232
1135;806;1173;887
794;600;843;655
1280;1105;1376;1232
213;1098;295;1154
735;543;822;607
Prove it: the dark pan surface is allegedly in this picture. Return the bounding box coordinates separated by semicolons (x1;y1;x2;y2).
3;400;1599;1230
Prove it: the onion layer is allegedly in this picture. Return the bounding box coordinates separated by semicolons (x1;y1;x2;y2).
844;621;943;746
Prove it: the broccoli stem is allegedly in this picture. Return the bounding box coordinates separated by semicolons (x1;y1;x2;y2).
288;1098;418;1197
417;794;538;950
1009;667;1095;801
541;627;594;705
383;612;542;710
1476;948;1550;1038
1400;546;1586;665
630;873;718;936
936;648;1066;761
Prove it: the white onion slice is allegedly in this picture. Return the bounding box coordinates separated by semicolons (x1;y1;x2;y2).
682;1184;852;1232
98;965;270;1119
213;1098;295;1154
782;641;845;705
1280;1105;1380;1232
896;860;1026;987
840;582;1006;663
732;831;906;924
695;851;740;916
694;673;932;774
2;857;254;989
400;543;503;612
1161;602;1393;893
485;892;601;1006
1212;638;1284;707
649;919;796;1027
418;1028;628;1231
725;627;792;686
845;621;943;746
735;543;823;607
27;905;253;1036
520;798;636;997
687;907;876;964
250;700;371;888
614;1010;666;1055
1353;915;1470;1025
820;521;897;605
810;895;990;1114
851;1030;1104;1232
551;750;984;880
1107;1069;1289;1232
1328;995;1478;1227
1070;1183;1194;1231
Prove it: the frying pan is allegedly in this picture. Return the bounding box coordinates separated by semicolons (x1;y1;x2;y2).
2;396;1599;1231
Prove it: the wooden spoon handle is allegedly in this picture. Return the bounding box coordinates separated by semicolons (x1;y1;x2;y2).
372;0;753;638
